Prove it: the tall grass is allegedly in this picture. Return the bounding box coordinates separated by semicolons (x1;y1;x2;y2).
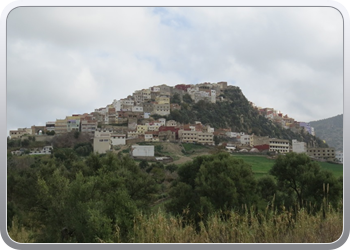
7;216;35;243
8;203;343;243
130;203;343;243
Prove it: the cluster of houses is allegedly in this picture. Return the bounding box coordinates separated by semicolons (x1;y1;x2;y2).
253;106;315;136
93;120;215;154
223;132;337;162
8;81;342;163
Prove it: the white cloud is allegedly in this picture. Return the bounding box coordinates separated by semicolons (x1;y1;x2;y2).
6;6;343;132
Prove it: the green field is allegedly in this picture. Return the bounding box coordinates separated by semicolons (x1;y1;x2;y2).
182;143;210;153
232;155;343;179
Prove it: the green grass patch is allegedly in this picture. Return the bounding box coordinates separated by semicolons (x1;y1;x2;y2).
232;155;275;178
182;143;209;152
318;162;343;179
231;154;343;179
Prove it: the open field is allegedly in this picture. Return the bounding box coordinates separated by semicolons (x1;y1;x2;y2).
116;142;343;179
232;154;343;179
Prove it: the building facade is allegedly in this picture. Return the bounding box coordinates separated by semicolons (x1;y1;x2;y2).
269;138;290;153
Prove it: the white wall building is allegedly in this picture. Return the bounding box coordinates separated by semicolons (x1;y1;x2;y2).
131;145;155;157
210;89;216;103
240;135;251;145
110;134;126;146
112;99;121;111
269;138;290;153
292;139;307;153
335;151;343;163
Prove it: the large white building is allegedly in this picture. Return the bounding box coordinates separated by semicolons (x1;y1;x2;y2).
269;138;290;153
292;139;307;153
131;145;154;157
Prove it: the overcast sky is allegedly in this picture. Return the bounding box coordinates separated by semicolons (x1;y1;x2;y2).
6;6;343;133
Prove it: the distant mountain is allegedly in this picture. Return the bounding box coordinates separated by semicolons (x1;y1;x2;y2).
309;114;343;152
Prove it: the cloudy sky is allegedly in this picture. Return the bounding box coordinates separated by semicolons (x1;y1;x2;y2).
6;6;343;133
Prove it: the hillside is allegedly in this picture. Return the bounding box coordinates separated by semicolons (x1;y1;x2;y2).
309;114;343;151
165;86;327;148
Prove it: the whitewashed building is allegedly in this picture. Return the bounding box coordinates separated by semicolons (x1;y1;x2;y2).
292;139;307;153
131;145;155;157
111;133;126;146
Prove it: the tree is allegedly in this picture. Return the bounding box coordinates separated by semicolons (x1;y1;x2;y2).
74;142;93;157
269;152;342;208
21;139;30;147
182;93;193;104
170;93;181;104
166;153;258;222
12;152;159;243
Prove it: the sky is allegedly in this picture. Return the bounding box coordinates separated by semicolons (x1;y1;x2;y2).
6;6;344;133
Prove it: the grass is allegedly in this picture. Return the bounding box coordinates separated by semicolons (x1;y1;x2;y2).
232;155;276;178
182;143;210;153
232;154;343;179
318;161;343;179
131;204;343;243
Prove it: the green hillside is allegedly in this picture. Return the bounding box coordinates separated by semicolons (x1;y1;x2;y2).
309;114;343;151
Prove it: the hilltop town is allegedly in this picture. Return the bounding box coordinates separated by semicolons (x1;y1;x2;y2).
8;81;342;163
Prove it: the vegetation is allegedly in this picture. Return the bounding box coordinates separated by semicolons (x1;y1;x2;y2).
166;153;258;224
269;152;342;209
7;142;343;243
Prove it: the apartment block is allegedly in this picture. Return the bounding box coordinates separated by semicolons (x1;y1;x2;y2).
269;138;289;153
179;130;198;143
153;103;170;116
307;147;335;161
197;132;214;145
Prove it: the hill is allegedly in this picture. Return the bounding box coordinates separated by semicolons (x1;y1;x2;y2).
309;114;343;151
164;86;328;148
